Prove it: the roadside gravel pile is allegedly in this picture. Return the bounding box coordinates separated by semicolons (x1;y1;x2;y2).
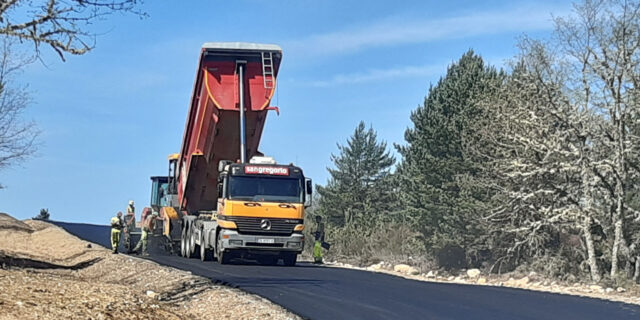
0;215;299;320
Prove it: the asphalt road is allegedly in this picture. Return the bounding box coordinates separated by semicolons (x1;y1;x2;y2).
52;221;640;320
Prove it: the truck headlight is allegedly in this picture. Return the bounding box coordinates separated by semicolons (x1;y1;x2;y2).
287;242;301;248
294;224;305;231
217;220;237;229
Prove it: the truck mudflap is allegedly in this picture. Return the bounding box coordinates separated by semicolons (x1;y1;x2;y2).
218;229;304;253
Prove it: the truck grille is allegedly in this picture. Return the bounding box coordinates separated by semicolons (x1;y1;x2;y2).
225;216;300;236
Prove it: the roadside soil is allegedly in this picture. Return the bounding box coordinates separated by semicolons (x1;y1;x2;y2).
0;213;299;320
325;259;640;306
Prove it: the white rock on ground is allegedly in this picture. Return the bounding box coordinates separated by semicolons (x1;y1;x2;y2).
146;290;157;299
393;264;419;275
368;262;385;271
589;285;604;293
466;269;481;278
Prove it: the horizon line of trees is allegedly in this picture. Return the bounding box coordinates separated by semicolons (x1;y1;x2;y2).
313;0;640;285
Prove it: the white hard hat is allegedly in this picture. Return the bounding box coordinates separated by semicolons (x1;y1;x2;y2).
129;200;134;205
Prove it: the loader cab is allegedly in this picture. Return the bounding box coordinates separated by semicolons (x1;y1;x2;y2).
150;176;170;208
149;153;180;211
167;153;179;195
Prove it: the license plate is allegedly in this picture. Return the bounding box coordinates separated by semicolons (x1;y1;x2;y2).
257;238;275;244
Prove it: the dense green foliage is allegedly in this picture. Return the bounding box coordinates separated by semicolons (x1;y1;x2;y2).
313;0;640;284
316;121;396;228
312;122;426;264
394;50;503;266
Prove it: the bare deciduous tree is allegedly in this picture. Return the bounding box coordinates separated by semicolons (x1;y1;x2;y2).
470;0;640;282
555;0;640;278
0;37;38;188
0;0;145;60
468;40;605;280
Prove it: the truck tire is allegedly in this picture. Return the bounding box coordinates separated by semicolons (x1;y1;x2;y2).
283;253;297;267
200;230;210;262
180;225;187;257
189;225;197;257
217;232;230;264
184;222;195;258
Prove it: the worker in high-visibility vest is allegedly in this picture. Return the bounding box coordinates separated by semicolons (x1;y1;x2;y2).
126;200;135;216
313;215;325;264
133;211;160;256
110;212;124;254
123;200;136;251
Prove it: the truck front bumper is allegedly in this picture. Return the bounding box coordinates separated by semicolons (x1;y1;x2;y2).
218;229;304;254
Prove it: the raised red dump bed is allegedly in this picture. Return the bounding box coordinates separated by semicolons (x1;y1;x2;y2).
177;42;282;214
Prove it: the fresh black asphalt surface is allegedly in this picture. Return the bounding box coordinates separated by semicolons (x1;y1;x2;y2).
52;221;640;320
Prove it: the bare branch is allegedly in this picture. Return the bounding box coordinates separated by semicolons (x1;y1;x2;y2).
0;0;145;60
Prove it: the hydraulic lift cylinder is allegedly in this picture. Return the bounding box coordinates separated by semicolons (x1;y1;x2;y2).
238;62;247;163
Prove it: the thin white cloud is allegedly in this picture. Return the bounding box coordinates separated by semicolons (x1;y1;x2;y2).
302;53;513;87
306;64;444;87
286;4;569;58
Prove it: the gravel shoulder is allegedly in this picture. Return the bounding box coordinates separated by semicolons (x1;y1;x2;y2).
0;215;299;320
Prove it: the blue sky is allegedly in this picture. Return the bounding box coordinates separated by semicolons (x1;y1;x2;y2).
0;0;570;224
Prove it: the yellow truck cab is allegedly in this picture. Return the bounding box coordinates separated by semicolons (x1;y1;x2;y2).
210;156;311;265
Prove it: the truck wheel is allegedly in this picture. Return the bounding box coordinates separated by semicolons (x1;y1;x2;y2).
200;231;210;262
283;253;297;267
189;225;197;257
217;232;230;264
185;224;192;257
180;226;187;257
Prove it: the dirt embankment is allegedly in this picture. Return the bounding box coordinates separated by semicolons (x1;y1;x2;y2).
0;214;299;320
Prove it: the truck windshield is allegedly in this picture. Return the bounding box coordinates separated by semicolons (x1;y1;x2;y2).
228;176;302;203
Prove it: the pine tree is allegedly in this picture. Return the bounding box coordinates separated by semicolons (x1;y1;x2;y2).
34;208;50;220
395;50;503;265
317;121;396;228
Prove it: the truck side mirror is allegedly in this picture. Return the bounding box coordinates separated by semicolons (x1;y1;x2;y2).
218;160;232;172
217;183;223;198
304;179;312;208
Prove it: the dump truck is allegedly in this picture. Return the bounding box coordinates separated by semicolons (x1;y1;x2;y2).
149;42;312;266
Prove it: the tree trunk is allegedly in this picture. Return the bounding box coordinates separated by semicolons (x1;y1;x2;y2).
634;257;640;283
582;217;601;282
610;90;629;278
611;213;623;278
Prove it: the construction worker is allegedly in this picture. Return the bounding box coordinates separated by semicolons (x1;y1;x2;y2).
133;210;160;256
123;200;136;251
110;211;124;254
127;200;135;215
313;215;325;264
